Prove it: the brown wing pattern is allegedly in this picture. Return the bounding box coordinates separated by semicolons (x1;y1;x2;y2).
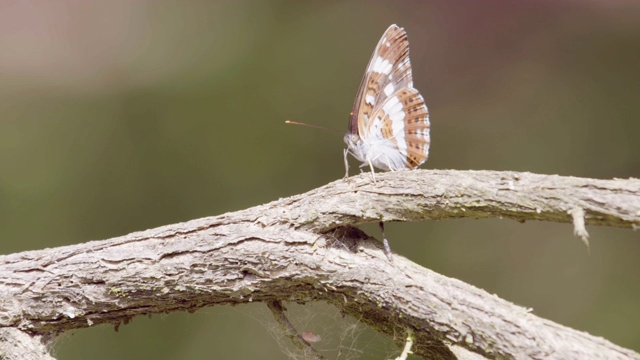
348;25;412;137
398;88;430;168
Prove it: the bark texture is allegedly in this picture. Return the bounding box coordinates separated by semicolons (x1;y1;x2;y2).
0;170;638;359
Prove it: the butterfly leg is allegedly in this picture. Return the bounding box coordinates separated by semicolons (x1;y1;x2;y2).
379;221;393;261
367;159;377;183
343;148;350;179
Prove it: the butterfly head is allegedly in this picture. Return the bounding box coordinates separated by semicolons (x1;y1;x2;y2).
343;132;359;147
343;132;364;161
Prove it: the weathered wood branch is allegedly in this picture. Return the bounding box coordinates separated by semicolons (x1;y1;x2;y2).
0;170;638;360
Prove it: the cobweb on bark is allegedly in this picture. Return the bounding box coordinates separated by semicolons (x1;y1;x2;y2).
243;301;400;360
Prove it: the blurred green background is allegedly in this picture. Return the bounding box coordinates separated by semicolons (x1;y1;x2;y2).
1;1;638;359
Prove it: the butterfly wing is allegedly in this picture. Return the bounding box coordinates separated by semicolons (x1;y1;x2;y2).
348;24;430;170
367;87;430;169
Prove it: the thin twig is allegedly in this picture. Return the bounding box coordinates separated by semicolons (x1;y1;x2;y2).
395;328;414;360
267;300;325;360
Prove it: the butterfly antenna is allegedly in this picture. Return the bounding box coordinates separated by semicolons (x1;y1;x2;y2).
285;120;339;134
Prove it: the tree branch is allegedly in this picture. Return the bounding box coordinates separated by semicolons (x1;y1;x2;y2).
291;170;639;231
0;170;638;359
0;328;55;360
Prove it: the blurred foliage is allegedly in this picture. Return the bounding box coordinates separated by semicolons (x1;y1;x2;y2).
0;1;638;359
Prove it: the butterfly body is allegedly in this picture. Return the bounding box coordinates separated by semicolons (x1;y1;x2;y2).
344;132;406;172
344;25;430;177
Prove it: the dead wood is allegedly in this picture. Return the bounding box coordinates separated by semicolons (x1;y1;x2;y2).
0;170;638;359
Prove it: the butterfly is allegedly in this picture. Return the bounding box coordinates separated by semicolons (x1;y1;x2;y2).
343;24;430;180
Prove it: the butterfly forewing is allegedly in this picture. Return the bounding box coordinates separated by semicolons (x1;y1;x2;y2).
349;25;410;135
346;24;430;171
